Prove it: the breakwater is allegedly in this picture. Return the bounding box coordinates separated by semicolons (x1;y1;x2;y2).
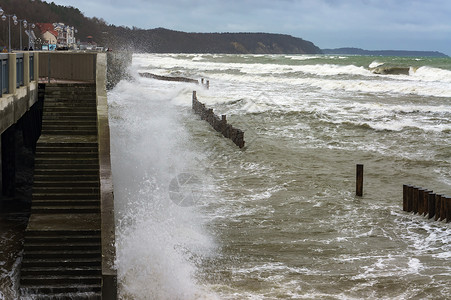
192;91;245;148
403;185;450;223
140;72;199;84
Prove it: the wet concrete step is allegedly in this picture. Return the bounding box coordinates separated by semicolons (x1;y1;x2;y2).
41;130;98;136
41;115;98;121
36;141;98;148
31;206;100;214
23;249;100;260
21;266;101;277
33;187;100;194
35;158;99;165
21;258;101;269
34;175;99;182
36;152;98;159
20;285;101;298
42;125;98;132
32;199;100;208
24;241;101;252
36;151;99;159
42;119;97;125
34;170;99;176
25;233;100;243
34;164;99;171
21;275;101;286
33;193;99;200
44;100;97;106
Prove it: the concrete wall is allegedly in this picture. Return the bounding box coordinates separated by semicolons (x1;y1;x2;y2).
96;53;118;299
39;52;96;82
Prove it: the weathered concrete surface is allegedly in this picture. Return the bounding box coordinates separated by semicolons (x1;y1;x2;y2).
0;83;38;135
96;52;118;299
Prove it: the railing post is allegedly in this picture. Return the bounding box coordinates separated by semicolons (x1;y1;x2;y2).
23;52;30;86
33;52;39;82
8;53;16;95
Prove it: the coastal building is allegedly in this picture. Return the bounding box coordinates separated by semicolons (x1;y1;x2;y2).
36;23;57;45
36;23;77;50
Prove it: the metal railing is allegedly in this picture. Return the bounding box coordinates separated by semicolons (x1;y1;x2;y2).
16;53;24;88
0;54;9;96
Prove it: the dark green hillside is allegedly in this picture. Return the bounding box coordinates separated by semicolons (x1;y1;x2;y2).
0;0;321;54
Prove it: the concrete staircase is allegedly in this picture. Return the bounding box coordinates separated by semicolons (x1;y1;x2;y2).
20;83;102;299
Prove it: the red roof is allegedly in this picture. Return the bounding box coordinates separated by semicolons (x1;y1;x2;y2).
36;23;58;37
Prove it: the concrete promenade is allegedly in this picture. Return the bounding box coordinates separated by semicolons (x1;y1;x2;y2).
0;51;117;299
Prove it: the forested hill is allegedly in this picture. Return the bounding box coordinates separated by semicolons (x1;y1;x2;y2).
113;27;322;54
322;47;448;57
0;0;321;54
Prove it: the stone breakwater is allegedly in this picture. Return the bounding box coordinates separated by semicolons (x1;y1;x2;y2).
192;91;245;148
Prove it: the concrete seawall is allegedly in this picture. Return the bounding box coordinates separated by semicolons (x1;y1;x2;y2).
0;51;121;298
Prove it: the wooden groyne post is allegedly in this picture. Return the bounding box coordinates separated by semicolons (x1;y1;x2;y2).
356;164;363;197
403;184;450;223
192;91;244;148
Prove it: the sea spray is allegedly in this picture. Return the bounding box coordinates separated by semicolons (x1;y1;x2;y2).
109;75;218;299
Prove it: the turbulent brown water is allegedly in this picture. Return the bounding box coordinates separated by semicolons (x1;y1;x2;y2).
109;54;451;299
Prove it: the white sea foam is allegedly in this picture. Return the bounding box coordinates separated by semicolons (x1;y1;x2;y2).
109;76;219;299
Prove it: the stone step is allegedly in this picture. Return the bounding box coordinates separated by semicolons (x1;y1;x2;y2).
32;199;100;206
34;169;98;176
41;130;98;136
24;242;101;252
36;144;99;154
36;152;99;159
20;285;101;298
36;142;98;148
33;180;99;187
42;115;98;121
21;266;101;277
34;175;99;182
33;193;99;201
20;275;101;286
21;257;101;269
30;207;100;215
44;100;97;106
33;187;100;194
23;249;100;260
25;229;99;236
42;118;97;123
42;125;98;131
44;109;97;115
31;206;100;214
25;234;100;244
34;165;99;171
35;157;99;165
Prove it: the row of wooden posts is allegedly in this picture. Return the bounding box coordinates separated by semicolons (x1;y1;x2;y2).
403;185;451;223
192;91;245;148
139;72;210;89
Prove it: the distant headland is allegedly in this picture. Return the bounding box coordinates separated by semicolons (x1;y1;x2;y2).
321;47;449;57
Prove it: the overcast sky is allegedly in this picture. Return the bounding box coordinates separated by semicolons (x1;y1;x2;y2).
48;0;451;55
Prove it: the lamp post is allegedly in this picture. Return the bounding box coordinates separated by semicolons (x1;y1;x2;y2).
0;8;18;52
27;23;36;49
18;19;28;50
